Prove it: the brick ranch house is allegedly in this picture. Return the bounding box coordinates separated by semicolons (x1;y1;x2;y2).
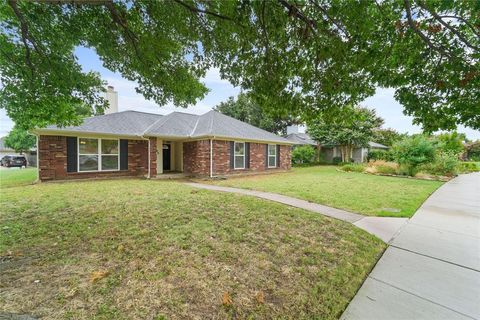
33;110;293;181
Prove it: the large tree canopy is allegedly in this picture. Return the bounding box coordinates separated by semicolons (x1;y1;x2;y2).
214;92;297;134
1;0;478;131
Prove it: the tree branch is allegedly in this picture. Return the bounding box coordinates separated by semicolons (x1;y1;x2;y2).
172;0;237;23
104;1;143;61
7;0;36;75
277;0;317;35
403;0;453;59
311;0;351;40
438;15;480;38
418;1;479;52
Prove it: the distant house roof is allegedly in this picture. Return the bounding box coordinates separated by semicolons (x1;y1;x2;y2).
284;133;317;146
368;141;389;149
35;110;292;144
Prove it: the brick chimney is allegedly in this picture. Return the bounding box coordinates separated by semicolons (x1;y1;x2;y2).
105;85;118;114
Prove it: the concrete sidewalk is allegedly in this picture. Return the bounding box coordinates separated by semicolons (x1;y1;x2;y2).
341;173;480;320
186;182;408;242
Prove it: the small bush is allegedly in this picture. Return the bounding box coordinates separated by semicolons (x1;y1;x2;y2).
392;135;436;176
421;151;459;176
367;149;394;161
366;160;398;175
458;162;480;173
332;156;342;165
341;163;365;172
376;165;397;175
292;145;316;164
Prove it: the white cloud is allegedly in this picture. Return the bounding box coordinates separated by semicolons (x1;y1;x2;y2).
202;67;231;85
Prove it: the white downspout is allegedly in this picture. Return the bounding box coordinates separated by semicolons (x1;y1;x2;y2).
35;134;39;183
210;138;213;178
147;138;151;179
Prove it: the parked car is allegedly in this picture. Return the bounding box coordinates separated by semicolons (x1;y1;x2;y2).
1;155;27;167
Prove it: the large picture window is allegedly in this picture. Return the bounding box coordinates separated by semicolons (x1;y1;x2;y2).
78;138;119;172
234;142;245;169
268;144;277;168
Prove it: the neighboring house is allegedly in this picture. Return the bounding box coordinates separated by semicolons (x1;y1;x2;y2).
0;136;37;167
321;141;389;163
285;133;317;147
33;110;293;181
284;128;388;163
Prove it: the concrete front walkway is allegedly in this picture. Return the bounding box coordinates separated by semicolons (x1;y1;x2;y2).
342;173;480;320
185;182;408;242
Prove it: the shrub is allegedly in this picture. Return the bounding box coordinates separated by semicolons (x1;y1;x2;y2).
367;149;394;161
421;151;459;176
341;163;365;173
392;135;436;176
332;156;342;165
367;160;398;175
292;145;316;164
434;132;465;155
458;162;480;173
376;165;397;175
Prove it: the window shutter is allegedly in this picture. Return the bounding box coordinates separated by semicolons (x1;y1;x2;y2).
66;137;77;172
120;139;128;170
265;144;269;168
277;145;281;167
230;141;235;169
245;142;250;168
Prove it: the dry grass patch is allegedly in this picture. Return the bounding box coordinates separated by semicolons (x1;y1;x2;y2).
1;178;384;319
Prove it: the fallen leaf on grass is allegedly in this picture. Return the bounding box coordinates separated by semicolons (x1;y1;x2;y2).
255;291;265;304
222;292;233;306
89;270;109;283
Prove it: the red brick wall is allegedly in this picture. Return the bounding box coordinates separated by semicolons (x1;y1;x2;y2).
38;135;157;181
183;140;210;175
39;136;67;181
182;140;291;176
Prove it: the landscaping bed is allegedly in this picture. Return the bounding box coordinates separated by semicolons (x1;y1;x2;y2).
0;176;384;319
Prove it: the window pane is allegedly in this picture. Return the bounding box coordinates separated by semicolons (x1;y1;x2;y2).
234;142;244;155
102;139;118;154
79;155;98;171
269;155;276;167
79;138;98;154
268;144;276;155
235;155;244;169
102;155;118;170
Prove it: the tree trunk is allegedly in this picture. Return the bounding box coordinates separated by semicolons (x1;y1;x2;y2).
316;143;321;162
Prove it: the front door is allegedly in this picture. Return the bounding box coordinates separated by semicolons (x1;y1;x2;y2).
162;144;171;171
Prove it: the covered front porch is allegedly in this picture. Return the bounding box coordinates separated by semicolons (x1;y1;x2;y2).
155;139;184;175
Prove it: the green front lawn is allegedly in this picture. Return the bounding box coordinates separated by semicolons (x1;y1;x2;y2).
0;167;37;188
0;176;384;319
209;166;443;217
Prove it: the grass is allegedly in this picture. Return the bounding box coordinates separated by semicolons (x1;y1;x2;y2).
0;174;385;319
208;166;444;217
0;167;37;188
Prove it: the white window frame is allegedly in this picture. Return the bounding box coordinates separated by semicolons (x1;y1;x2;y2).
268;144;277;168
77;137;120;172
234;141;245;170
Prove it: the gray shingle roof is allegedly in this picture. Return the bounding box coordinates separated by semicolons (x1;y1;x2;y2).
368;141;389;149
36;110;291;144
41;111;163;136
285;133;317;146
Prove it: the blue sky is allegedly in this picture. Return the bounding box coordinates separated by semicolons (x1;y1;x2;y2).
1;47;479;140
